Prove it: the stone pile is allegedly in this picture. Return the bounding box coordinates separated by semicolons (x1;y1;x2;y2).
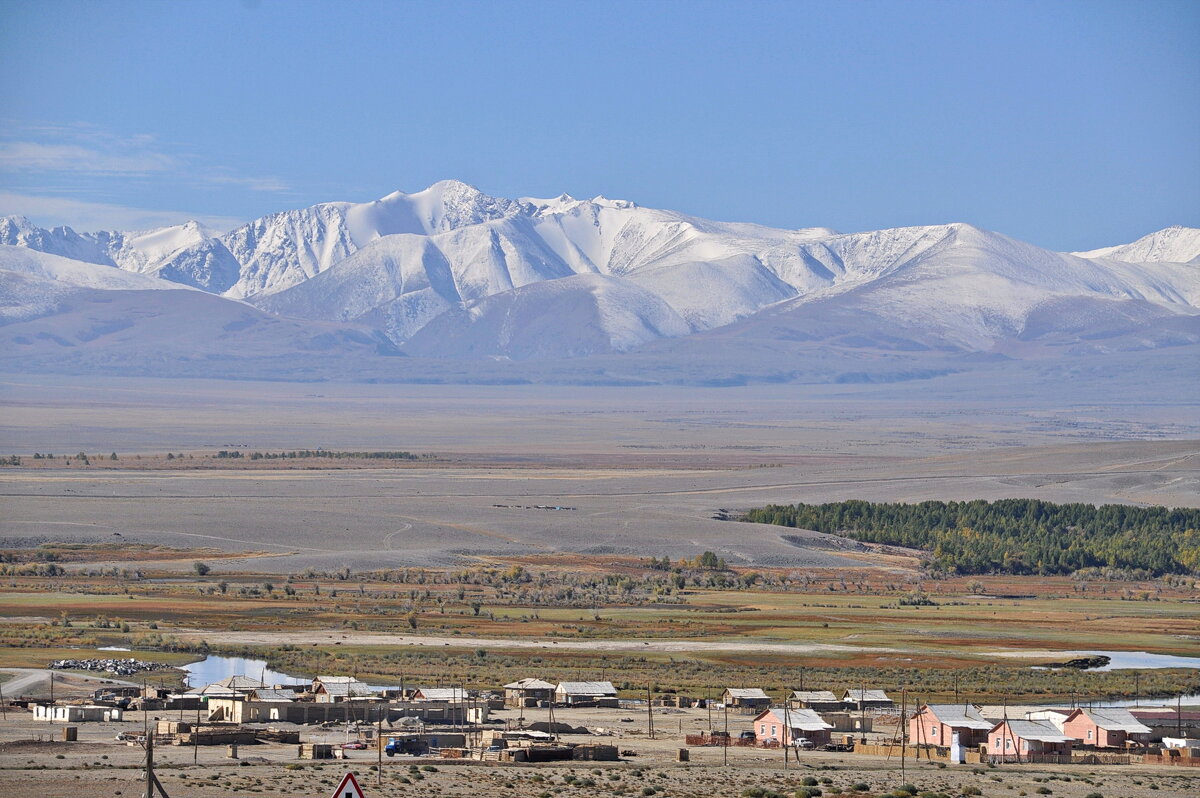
47;657;175;676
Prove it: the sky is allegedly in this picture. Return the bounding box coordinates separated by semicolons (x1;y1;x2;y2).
1;0;1197;251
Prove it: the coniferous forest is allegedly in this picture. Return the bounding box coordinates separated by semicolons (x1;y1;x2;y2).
741;499;1200;576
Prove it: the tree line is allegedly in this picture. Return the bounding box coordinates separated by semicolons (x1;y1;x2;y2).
741;499;1200;576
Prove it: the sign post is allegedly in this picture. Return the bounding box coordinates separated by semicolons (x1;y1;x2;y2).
329;771;366;798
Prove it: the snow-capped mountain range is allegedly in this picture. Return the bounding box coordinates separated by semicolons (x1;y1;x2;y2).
1;180;1197;381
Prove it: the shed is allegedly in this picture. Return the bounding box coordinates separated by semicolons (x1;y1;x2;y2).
504;678;555;707
555;681;618;707
413;687;468;703
789;690;842;712
842;689;893;711
722;688;771;711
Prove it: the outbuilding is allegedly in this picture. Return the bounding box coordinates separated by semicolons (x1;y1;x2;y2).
504;678;556;707
789;690;842;713
555;681;618;707
722;688;771;712
843;689;894;711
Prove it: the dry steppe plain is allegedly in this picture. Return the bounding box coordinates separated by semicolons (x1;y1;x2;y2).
2;376;1199;572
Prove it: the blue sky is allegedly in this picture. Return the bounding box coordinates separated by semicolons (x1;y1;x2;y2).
1;0;1197;250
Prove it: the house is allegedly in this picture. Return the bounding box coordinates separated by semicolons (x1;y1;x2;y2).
909;704;993;749
789;690;842;713
988;720;1073;761
312;676;373;703
412;687;467;703
185;676;265;701
555;681;618;707
752;707;833;746
245;688;298;703
843;689;893;711
722;688;771;712
1061;707;1152;748
1022;708;1073;731
504;678;556;707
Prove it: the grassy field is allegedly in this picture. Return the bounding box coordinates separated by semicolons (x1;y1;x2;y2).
0;543;1196;703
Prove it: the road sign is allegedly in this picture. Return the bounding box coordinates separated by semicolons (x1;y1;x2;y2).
329;771;366;798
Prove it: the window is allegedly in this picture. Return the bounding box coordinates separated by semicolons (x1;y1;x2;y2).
1087;730;1093;739
771;725;777;736
931;726;938;737
1005;739;1012;750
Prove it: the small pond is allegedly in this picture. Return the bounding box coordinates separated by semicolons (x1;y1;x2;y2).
182;655;309;687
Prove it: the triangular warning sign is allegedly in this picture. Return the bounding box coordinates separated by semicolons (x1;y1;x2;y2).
329;771;366;798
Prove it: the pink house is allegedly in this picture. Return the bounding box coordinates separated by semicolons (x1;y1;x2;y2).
909;704;992;749
752;707;833;746
1061;708;1152;749
987;720;1073;761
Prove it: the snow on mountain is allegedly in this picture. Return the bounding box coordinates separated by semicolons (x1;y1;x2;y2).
257;189;844;344
0;244;192;294
1074;226;1200;265
2;183;1197;372
0;244;192;327
0;215;242;293
220;180;522;298
403;273;690;359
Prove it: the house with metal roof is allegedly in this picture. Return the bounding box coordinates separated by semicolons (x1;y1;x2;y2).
752;707;834;746
988;719;1074;761
722;688;771;711
312;676;374;703
1062;707;1153;748
842;689;894;711
789;690;842;712
555;681;618;707
504;678;556;707
413;687;468;703
909;704;993;749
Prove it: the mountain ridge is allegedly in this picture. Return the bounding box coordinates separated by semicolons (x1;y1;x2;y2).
1;182;1197;379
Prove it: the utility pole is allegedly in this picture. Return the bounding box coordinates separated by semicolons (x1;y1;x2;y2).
377;697;384;786
142;733;170;797
900;689;906;777
646;684;654;740
194;696;200;765
782;693;791;769
723;703;729;767
1134;672;1140;707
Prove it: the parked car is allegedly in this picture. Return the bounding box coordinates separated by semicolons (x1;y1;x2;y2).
794;738;815;750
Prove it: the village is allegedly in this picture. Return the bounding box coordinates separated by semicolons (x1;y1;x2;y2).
5;663;1199;787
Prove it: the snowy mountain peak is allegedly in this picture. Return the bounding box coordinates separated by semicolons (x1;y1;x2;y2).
1074;226;1200;265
